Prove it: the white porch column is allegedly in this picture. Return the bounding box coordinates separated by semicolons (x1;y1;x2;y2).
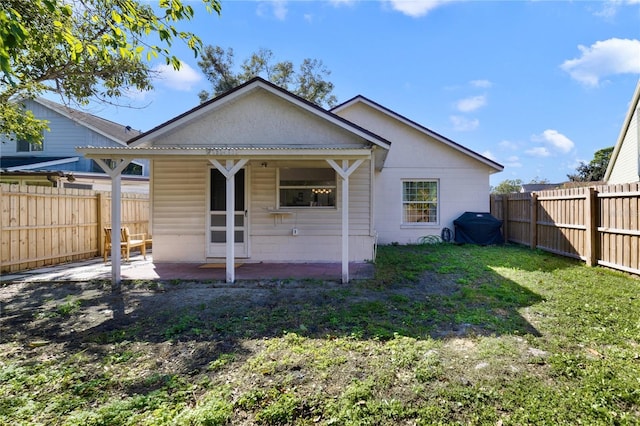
94;158;132;288
209;159;248;283
326;159;365;283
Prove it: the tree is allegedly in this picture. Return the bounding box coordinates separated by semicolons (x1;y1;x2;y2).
197;46;337;108
491;179;523;194
567;146;613;182
1;0;221;144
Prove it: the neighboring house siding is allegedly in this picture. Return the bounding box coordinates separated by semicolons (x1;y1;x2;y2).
151;158;374;263
335;102;492;244
149;89;366;148
0;99;149;175
608;107;640;184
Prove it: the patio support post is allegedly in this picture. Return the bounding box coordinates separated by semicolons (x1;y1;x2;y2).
327;158;365;283
210;159;248;283
93;158;132;288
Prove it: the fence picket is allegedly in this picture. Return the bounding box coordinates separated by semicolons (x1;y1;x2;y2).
491;183;640;275
0;184;149;273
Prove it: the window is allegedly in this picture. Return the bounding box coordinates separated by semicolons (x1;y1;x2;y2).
402;180;438;224
17;139;43;152
279;168;336;208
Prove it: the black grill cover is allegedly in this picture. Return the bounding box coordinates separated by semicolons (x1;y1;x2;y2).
453;212;504;245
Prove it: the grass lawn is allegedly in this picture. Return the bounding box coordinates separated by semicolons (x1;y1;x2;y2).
1;243;639;425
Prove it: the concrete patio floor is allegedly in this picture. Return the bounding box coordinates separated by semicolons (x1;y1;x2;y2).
1;252;375;284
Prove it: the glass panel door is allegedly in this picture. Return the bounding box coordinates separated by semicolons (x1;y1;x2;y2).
208;168;248;257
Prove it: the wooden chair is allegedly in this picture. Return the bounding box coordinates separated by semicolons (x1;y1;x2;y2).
103;227;147;262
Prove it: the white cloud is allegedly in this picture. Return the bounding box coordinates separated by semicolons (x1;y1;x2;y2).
154;62;202;91
470;79;492;88
272;1;288;20
499;140;519;150
450;115;479;131
330;0;357;6
560;38;640;87
456;95;487;112
386;0;456;17
505;155;522;168
257;1;288;20
594;0;640;19
122;87;151;102
525;147;551;158
533;129;575;153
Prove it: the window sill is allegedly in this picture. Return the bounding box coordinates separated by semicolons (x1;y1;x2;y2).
400;223;439;229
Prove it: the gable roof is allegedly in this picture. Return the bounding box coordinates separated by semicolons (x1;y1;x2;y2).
604;79;640;182
331;95;503;173
33;98;141;145
127;77;391;151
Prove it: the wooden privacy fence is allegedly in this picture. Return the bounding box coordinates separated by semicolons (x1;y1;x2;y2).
0;184;149;273
490;182;640;276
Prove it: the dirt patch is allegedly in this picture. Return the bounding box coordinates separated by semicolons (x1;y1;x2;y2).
0;275;541;383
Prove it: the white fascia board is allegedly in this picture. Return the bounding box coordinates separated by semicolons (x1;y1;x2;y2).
76;146;372;160
605;79;640;181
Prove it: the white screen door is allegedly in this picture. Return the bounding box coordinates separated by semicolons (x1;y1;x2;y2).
208;168;248;257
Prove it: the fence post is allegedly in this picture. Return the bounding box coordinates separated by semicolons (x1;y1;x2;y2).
530;193;538;250
501;195;509;243
97;192;104;257
585;187;598;266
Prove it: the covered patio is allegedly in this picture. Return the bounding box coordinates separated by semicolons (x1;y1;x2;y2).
0;254;375;284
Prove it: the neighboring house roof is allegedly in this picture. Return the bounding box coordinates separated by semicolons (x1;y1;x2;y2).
0;156;79;171
33;97;141;145
604;79;640;182
331;95;503;173
127;77;392;152
520;183;562;192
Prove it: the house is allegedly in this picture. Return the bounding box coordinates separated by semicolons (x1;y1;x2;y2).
520;183;562;193
0;97;149;192
77;78;502;283
604;79;640;184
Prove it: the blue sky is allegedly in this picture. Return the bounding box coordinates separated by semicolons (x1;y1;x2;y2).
87;0;640;186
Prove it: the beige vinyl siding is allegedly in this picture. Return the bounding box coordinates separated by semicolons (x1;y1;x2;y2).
151;158;374;263
248;160;373;261
151;159;207;262
250;236;375;262
249;160;370;236
608;109;639;184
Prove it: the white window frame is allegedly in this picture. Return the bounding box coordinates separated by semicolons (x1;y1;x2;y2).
401;179;439;225
17;139;43;152
277;167;337;209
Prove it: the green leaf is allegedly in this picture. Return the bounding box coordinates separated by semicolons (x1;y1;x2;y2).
111;11;122;24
